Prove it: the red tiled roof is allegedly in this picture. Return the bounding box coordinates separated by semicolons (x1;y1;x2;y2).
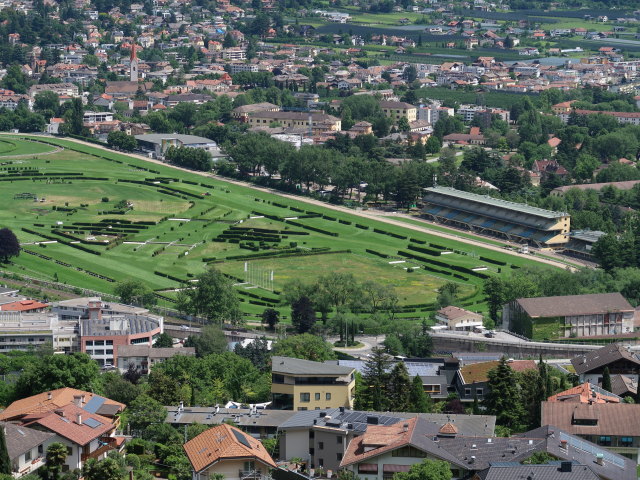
0;300;48;311
25;404;114;446
547;382;620;404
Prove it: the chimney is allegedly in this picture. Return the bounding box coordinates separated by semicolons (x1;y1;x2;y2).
73;395;82;407
560;461;572;473
77;414;82;425
470;456;475;464
47;392;52;401
402;423;409;433
560;439;568;450
596;453;604;466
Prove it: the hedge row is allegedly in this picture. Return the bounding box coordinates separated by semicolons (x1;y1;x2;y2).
407;244;441;256
338;219;352;225
409;238;427;245
479;256;507;266
285;220;339;237
153;271;188;283
373;228;408;240
366;249;390;258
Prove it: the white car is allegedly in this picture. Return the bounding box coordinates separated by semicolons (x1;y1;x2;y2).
180;325;190;330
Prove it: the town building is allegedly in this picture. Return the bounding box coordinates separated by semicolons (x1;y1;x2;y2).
471;462;599;480
271;356;355;411
542;401;640;463
183;424;276;480
435;306;484;331
571;343;640;385
380;101;417;122
116;344;195;373
502;293;634;339
454;359;537;402
28;83;79;100
0;311;78;353
547;382;622;404
422;187;570;248
246;111;341;133
134;133;220;160
279;409;495;473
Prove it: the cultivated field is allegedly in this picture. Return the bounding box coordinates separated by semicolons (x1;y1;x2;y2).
0;136;546;321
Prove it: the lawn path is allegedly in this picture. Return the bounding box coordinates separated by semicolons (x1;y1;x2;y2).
18;135;583;272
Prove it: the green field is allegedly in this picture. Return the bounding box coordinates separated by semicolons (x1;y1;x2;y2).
0;138;57;157
0;136;550;320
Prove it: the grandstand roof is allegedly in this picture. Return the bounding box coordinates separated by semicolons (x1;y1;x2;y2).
424;187;568;219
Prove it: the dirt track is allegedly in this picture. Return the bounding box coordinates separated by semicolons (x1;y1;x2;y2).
20;135;582;272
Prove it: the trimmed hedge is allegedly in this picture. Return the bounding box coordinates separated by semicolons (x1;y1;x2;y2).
407;244;441;256
480;256;507;266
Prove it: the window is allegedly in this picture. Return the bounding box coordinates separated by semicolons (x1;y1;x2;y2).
106;340;113;345
318;459;324;468
25;450;32;462
300;393;310;403
599;436;612;446
337;453;343;461
66;446;72;455
476;388;483;396
85;341;93;346
337;436;343;445
315;393;321;401
38;444;43;455
620;437;633;447
392;446;427;458
298;407;307;411
319;442;324;450
95;340;104;346
309;431;315;439
326;393;331;400
465;388;471;396
243;461;255;473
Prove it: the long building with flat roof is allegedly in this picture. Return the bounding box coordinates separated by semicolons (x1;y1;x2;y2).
422;186;570;248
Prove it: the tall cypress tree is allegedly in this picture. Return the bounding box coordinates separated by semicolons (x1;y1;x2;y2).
409;375;432;413
602;367;612;393
388;363;412;412
0;426;11;474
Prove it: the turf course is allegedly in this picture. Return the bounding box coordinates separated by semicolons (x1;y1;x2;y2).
0;135;548;320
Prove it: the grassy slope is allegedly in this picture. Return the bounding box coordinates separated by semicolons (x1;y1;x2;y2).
0;136;552;319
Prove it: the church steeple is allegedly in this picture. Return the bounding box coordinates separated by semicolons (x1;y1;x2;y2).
130;40;139;82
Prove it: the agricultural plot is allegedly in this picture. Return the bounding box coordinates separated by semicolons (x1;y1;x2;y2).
0;136;547;320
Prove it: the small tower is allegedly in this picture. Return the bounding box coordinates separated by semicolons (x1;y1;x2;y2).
130;41;139;82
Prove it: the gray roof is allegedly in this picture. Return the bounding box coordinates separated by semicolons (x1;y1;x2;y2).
475;463;599;480
516;293;633;319
424;186;568;219
134;134;216;145
567;230;606;243
335;360;441;377
519;425;636;480
165;406;296;428
279;408;495;437
1;422;55;460
117;345;195;359
571;343;640;375
271;356;354;376
81;315;161;336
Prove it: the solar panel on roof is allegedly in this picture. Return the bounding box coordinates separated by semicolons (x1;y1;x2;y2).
83;418;103;429
232;429;252;448
83;396;106;414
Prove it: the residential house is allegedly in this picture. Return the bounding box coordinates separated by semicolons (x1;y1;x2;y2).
471;462;599;480
547;382;622;404
2;422;56;478
442;127;486;146
183;424;276;480
454;359;537;402
502;293;634;339
435;306;483;331
232;102;281;122
532;159;569;181
271;356;355;411
571;343;640;385
116;344;195;373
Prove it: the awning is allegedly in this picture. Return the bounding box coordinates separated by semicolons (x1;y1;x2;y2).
358;464;378;473
383;465;411;473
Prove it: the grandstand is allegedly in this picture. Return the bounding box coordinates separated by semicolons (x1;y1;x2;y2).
422;187;570;248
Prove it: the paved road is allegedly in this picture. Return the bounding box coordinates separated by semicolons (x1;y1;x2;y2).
38;135;581;272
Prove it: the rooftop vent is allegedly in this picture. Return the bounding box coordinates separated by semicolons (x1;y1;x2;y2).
366;416;379;425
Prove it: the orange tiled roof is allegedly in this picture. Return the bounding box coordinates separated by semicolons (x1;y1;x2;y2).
0;388;124;422
0;300;48;311
183;424;277;474
547;382;620;404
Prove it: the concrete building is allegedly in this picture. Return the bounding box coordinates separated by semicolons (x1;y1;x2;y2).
246;111;341;133
0;311;78;353
28;83;79;100
271;356;356;411
502;293;634;339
